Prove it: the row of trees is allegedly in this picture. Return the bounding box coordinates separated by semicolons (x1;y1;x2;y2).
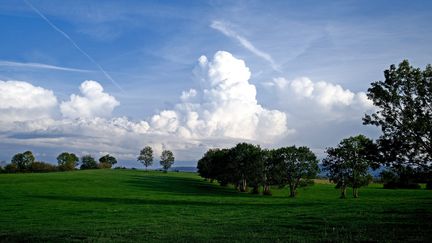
137;146;175;172
0;151;118;173
198;143;319;197
198;137;381;198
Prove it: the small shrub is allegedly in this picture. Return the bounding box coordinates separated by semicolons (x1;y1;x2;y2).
427;181;432;190
4;163;18;173
98;162;112;169
383;181;421;189
29;162;58;173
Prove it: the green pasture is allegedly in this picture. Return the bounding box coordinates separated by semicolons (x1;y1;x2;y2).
0;170;430;242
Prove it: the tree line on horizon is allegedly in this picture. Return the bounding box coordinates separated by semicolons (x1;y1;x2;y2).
0;147;175;174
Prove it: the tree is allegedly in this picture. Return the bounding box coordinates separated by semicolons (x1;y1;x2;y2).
229;143;263;193
363;60;432;183
138;146;153;170
57;152;79;171
80;155;98;170
99;154;117;168
11;151;35;171
160;150;174;172
273;146;318;197
323;135;378;198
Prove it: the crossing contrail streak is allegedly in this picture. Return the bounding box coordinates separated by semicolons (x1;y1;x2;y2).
23;0;125;92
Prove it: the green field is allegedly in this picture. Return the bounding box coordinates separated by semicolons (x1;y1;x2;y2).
0;170;431;242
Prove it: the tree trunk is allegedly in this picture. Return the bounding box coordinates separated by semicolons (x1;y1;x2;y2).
240;178;247;192
340;186;347;199
353;187;359;198
251;186;259;194
263;184;272;195
289;184;296;197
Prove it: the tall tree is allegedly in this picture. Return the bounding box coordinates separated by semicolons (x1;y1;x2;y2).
80;155;98;170
323;135;378;198
99;154;117;168
160;150;175;172
363;60;432;179
11;151;35;171
229;143;263;193
138;146;153;170
273;146;318;197
57;152;79;171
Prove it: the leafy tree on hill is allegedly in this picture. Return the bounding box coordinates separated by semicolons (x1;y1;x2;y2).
273;146;319;197
138;146;153;170
57;152;79;171
323;135;378;198
160;150;174;172
363;60;432;186
11;151;35;171
80;155;98;170
229;143;263;193
99;154;117;168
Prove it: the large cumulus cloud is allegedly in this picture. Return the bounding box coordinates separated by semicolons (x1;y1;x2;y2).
60;80;120;119
150;51;288;142
0;80;57;122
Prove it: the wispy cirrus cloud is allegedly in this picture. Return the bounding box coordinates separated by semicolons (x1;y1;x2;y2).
24;0;124;92
211;20;279;71
0;60;92;73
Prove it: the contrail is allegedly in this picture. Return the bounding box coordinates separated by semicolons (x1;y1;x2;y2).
0;60;92;73
23;0;125;92
211;20;280;72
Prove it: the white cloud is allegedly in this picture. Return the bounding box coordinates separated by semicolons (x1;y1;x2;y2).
0;80;58;122
211;20;279;71
60;80;120;119
151;51;288;142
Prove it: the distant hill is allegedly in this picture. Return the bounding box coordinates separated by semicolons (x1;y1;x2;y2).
170;166;197;172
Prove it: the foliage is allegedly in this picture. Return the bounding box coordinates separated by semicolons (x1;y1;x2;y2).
363;60;432;179
11;151;35;171
3;163;18;173
273;146;319;197
57;152;79;171
29;161;58;173
323;135;378;198
160;150;175;172
99;154;117;168
80;155;98;170
380;167;421;189
229;143;263;192
138;146;153;169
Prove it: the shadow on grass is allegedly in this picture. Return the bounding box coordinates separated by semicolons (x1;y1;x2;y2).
31;194;321;208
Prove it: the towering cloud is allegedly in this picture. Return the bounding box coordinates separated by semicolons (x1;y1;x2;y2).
151;51;288;142
60;80;120;119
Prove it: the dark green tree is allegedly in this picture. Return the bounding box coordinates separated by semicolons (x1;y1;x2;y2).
323;135;378;198
273;146;318;197
363;60;432;183
229;143;263;193
80;155;98;170
99;154;117;168
160;150;174;172
57;152;79;171
138;146;153;170
11;151;35;171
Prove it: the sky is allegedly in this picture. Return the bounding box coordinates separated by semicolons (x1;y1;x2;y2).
0;0;431;167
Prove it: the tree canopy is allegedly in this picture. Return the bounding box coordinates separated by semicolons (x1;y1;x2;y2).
323;135;378;198
138;146;153;169
57;152;79;171
160;150;175;172
363;60;432;176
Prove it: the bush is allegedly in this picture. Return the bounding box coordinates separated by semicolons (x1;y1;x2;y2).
427;181;432;190
383;181;421;189
29;162;58;173
4;164;18;173
98;162;112;169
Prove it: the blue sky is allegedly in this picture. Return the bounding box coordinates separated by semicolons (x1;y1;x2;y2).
0;0;431;167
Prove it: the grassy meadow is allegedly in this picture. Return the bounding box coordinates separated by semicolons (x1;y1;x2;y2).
0;170;431;242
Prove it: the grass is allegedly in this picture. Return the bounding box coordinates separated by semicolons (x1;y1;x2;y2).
0;170;431;242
